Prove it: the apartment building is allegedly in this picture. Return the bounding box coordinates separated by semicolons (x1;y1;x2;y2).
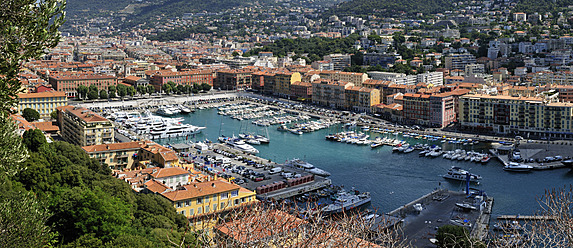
49;73;117;97
344;87;380;113
318;71;368;86
161;180;257;230
445;53;477;70
323;54;351;71
17;91;67;118
149;69;214;91
290;81;313;100
311;79;354;109
401;93;456;128
214;69;253;90
459;94;573;138
272;71;302;98
57;105;114;146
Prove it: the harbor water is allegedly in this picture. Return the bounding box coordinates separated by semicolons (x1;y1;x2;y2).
157;108;573;216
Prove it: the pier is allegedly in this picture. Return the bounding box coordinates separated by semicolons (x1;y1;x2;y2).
387;189;493;247
497;215;555;221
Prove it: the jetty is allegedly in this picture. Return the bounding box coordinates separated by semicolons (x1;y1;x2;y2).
497;215;555;221
387;189;493;247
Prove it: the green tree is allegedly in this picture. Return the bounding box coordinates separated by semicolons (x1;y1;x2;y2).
137;85;146;95
0;114;28;175
22;108;40;122
99;90;108;99
0;0;65;114
87;90;99;100
88;85;98;93
232;51;239;56
77;85;89;100
108;85;116;98
22;129;47;152
0;191;55;247
50;110;58;120
146;85;155;95
201;83;212;91
127;86;136;97
117;84;127;98
163;84;172;94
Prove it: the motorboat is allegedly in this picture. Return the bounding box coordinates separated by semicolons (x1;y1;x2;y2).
561;159;573;167
443;166;482;183
503;162;533;172
320;190;371;215
179;105;193;114
284;159;331;177
219;136;259;154
156;107;175;116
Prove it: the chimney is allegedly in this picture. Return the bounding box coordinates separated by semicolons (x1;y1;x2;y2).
211;183;215;188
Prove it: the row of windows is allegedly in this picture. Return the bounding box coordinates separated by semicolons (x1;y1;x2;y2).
178;197;251;216
20;97;65;102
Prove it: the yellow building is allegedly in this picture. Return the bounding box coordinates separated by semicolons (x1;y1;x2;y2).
459;94;573;138
57;105;114;146
82;141;153;170
345;87;380;113
274;71;302;98
18;91;67;118
160;179;257;230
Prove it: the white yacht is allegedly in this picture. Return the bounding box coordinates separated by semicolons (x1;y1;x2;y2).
156;107;174;116
503;162;533;172
219;136;259;154
443;166;482;183
284;159;331;177
149;123;206;139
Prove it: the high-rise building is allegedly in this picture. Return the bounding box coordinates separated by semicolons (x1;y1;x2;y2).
57;105;114;146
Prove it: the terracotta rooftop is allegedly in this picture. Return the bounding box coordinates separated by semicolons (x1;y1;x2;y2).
18;91;66;99
161;179;242;201
82;140;152;153
151;167;189;179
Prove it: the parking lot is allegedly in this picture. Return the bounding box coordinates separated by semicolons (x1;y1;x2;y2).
186;143;317;193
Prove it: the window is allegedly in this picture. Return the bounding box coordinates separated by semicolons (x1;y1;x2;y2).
213;204;217;211
185;200;190;206
234;199;239;205
220;202;225;209
180;210;186;216
204;195;209;203
196;197;202;204
205;205;210;213
213;194;217;202
189;208;194;216
221;193;228;199
177;202;182;208
231;190;239;197
197;207;202;214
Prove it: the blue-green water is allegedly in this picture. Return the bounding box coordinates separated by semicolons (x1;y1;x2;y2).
158;108;573;216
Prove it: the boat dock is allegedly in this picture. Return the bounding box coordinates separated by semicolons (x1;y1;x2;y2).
179;142;333;201
493;142;572;170
387;189;493;247
497;215;555;221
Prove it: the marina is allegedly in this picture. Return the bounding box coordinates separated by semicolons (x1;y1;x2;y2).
86;95;573;218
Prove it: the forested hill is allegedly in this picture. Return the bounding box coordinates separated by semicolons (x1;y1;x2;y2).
66;0;273;27
327;0;455;17
514;0;571;15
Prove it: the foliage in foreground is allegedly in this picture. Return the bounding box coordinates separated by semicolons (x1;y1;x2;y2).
1;140;196;247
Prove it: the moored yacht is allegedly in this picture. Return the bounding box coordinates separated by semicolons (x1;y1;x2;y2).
284;159;331;177
443;166;482;183
503;162;533;172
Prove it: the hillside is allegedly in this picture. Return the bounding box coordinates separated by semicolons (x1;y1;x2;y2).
327;0;454;17
514;0;571;15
